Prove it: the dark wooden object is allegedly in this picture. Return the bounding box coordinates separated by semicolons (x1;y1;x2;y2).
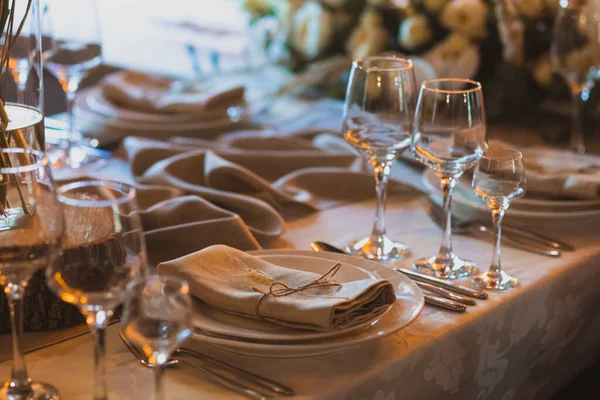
0;203;124;333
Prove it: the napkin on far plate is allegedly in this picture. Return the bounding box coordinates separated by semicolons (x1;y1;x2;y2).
101;71;245;119
521;147;600;200
157;245;396;332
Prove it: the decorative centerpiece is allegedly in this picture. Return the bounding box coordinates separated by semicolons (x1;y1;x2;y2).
242;0;582;127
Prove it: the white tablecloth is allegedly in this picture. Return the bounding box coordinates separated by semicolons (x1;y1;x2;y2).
1;175;599;399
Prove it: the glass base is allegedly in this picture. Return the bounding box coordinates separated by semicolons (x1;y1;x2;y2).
413;254;479;280
472;269;518;291
0;381;61;400
346;234;410;262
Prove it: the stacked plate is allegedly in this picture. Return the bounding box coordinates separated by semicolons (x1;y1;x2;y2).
422;169;600;225
74;85;251;144
190;250;425;358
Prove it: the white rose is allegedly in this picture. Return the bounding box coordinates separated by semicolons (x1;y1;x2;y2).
514;0;544;18
532;54;553;87
424;33;480;79
290;1;334;60
346;11;389;59
440;0;489;39
423;0;447;14
398;15;433;50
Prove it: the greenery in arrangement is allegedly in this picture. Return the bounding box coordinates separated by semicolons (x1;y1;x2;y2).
0;0;33;215
241;0;576;121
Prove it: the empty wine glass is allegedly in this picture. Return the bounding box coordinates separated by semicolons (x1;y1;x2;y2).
341;56;417;261
123;276;192;400
42;0;104;168
0;149;64;400
47;180;146;400
551;0;600;154
471;148;526;290
412;78;487;279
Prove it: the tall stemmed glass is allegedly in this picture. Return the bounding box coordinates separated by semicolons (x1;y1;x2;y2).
124;276;192;400
551;0;600;154
472;148;526;290
412;79;487;279
341;56;416;261
47;180;146;400
42;0;103;168
0;149;64;400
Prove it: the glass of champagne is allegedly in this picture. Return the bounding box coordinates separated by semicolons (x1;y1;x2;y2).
341;56;417;261
123;276;192;400
42;0;104;168
0;149;63;400
551;0;600;154
471;148;526;290
47;180;146;400
412;78;487;279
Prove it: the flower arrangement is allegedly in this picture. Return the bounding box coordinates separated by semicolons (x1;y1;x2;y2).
242;0;575;121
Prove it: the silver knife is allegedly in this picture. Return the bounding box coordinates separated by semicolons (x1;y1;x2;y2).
394;268;488;300
415;281;476;306
466;225;561;258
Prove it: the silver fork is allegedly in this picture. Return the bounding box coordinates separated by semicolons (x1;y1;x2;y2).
119;332;292;399
424;200;567;257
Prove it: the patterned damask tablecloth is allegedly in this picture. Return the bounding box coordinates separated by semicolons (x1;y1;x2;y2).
0;186;599;400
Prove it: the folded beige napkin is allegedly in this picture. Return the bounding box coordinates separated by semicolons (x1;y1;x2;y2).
157;245;396;332
124;134;413;214
521;147;600;200
101;71;245;119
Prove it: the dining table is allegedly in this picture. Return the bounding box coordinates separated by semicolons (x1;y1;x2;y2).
2;95;600;399
2;2;600;398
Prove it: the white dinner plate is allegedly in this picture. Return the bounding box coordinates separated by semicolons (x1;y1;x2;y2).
191;250;424;358
423;169;600;219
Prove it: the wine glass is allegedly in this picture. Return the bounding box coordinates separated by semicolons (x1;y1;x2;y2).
41;0;104;168
341;56;417;261
0;148;64;400
471;148;526;290
47;180;146;400
412;78;487;279
551;0;600;154
123;276;192;400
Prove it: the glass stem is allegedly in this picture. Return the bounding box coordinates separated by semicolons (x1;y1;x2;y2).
437;176;456;263
5;285;31;393
370;159;391;241
153;366;165;400
490;207;506;276
570;88;588;154
88;311;109;400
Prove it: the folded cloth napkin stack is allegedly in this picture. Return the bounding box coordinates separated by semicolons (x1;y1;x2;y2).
157;245;396;332
101;71;246;120
123;132;415;241
521;147;600;200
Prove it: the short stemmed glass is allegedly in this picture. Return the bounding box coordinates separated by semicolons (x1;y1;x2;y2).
0;149;64;400
123;276;192;400
42;0;104;168
341;56;417;261
412;79;487;279
47;180;146;400
471;148;526;291
551;0;600;154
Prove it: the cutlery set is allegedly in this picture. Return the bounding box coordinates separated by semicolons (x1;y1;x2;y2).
310;241;486;313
